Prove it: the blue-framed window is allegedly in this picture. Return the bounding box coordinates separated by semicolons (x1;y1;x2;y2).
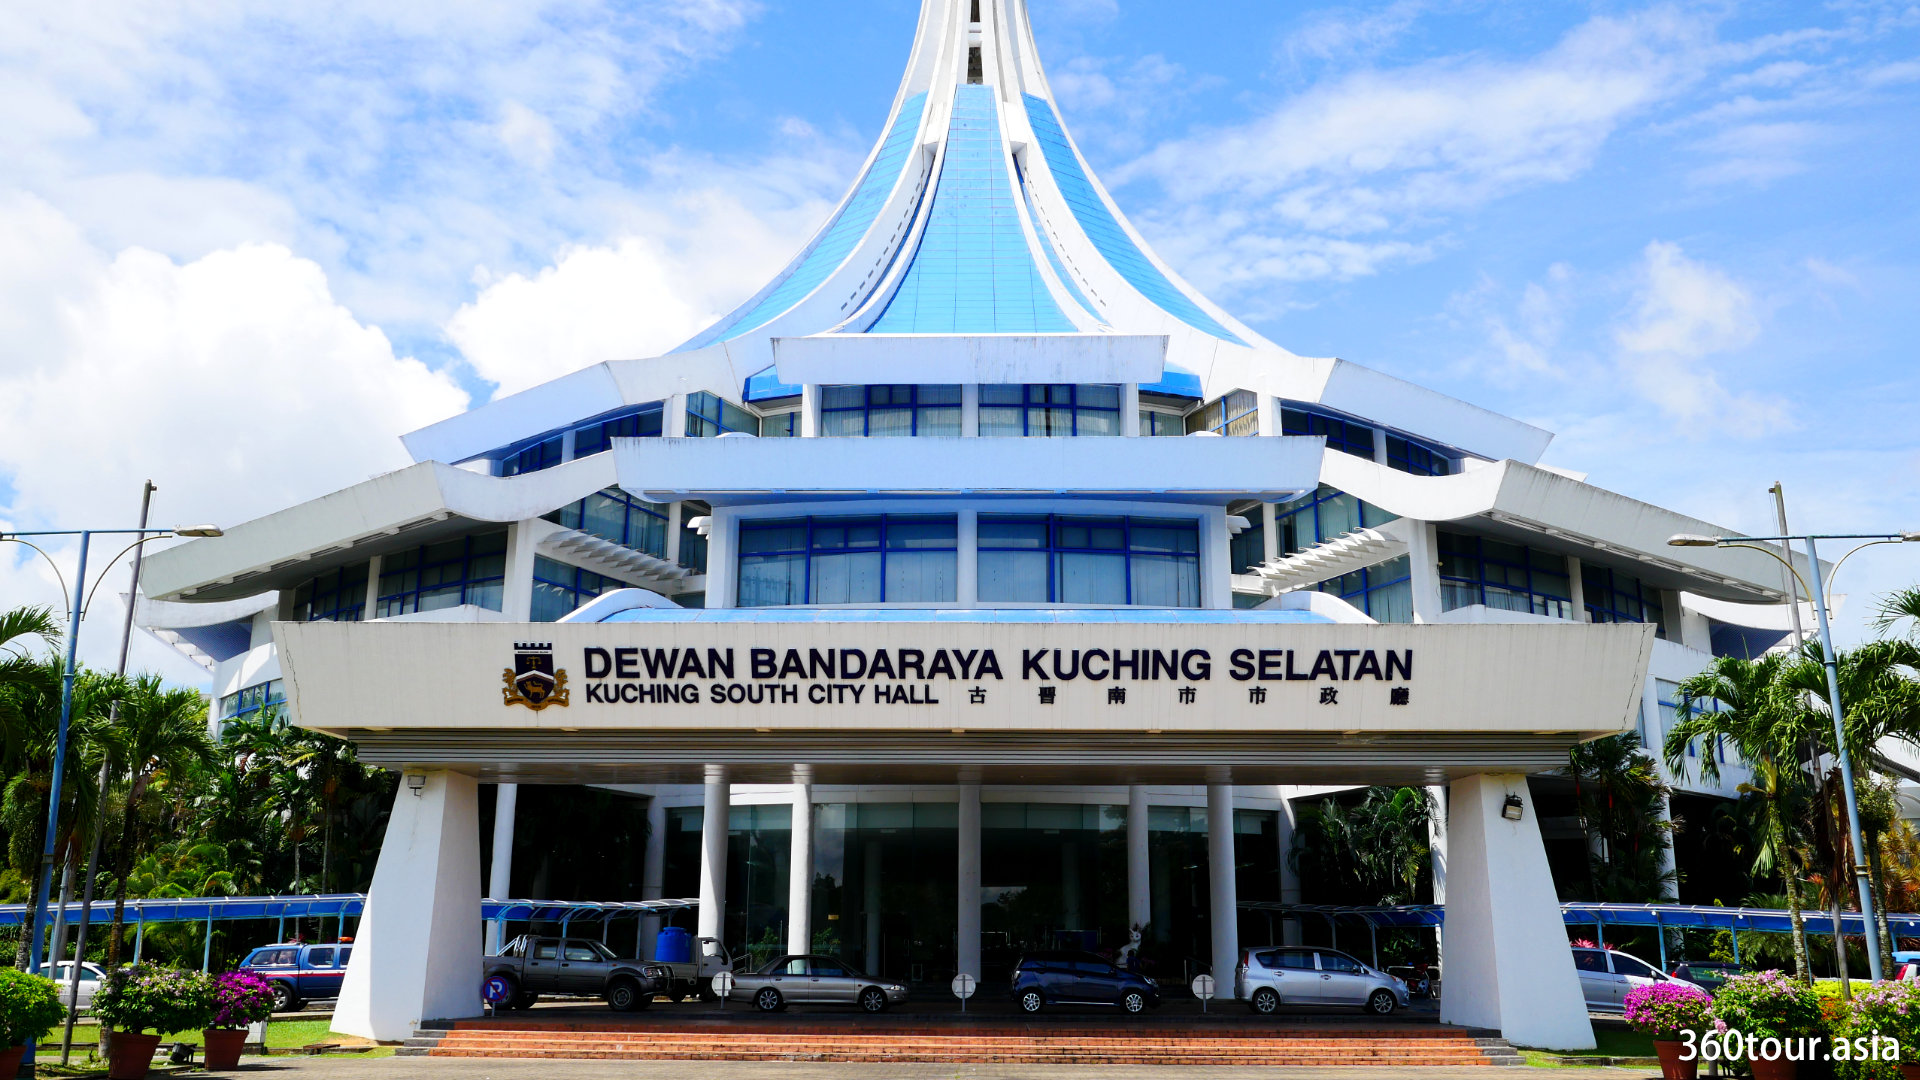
376;531;508;617
1318;555;1414;623
1140;410;1185;436
687;391;760;437
546;488;669;559
291;564;367;622
759;412;799;438
1584;565;1668;637
977;515;1200;607
738;516;957;607
500;436;562;477
1281;404;1375;459
1229;502;1265;573
220;679;285;720
573;404;664;457
1274;486;1396;556
1438;531;1574;619
821;385;961;436
680;500;710;573
532;556;626;622
1186;389;1258;436
1386;434;1454;477
980;384;1121;436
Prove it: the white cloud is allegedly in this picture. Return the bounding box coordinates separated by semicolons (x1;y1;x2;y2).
1282;0;1431;63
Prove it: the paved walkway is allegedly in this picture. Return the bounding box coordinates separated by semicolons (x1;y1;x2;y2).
216;1058;1650;1079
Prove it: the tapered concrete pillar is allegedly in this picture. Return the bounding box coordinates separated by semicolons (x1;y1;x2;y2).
486;783;518;954
864;840;883;975
1439;774;1593;1050
1126;785;1150;937
1207;782;1238;983
788;770;814;955
640;795;667;960
1276;791;1302;946
697;766;728;946
335;771;482;1042
957;782;982;979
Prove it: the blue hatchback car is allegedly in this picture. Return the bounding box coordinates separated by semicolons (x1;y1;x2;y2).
239;942;355;1012
1011;950;1160;1015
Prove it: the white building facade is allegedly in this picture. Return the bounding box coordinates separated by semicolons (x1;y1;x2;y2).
141;0;1809;1051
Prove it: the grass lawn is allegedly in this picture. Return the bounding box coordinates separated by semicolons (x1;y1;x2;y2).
39;1017;393;1062
1519;1025;1656;1067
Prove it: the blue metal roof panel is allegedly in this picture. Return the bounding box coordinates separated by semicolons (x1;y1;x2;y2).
1140;362;1202;399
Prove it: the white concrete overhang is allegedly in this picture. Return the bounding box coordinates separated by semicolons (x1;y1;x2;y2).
609;433;1324;507
141;456;621;603
771;333;1168;386
1320;451;1814;605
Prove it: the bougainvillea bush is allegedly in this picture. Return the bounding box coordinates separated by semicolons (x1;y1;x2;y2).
1709;970;1825;1039
91;967;216;1036
1624;980;1712;1038
209;972;275;1029
1835;980;1920;1080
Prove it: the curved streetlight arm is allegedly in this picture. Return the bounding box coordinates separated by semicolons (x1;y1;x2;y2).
1716;541;1815;606
0;537;71;618
1822;538;1904;600
78;534;178;620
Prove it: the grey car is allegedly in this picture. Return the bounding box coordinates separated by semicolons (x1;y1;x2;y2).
731;954;908;1013
1234;946;1411;1016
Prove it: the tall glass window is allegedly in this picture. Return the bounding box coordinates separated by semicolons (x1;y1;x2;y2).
499;436;562;477
220;680;285;719
1273;486;1396;556
1318;555;1413;623
1185;389;1258;436
980;385;1121;436
1584;565;1667;636
977;515;1200;607
1437;531;1574;618
759;412;799;438
1281;404;1375;459
737;516;958;607
546;488;669;559
291;563;368;622
821;385;961;436
573;404;664;457
1228;501;1265;573
686;391;760;437
679;500;710;573
532;556;626;622
1386;434;1454;477
1139;410;1185;436
376;531;507;616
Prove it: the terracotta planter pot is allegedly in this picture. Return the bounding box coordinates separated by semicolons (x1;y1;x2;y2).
1749;1054;1797;1080
107;1031;162;1080
1653;1039;1699;1080
203;1028;248;1070
0;1046;25;1079
1899;1063;1920;1080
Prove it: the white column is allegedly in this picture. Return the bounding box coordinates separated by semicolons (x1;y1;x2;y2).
363;555;383;620
1426;784;1448;968
1406;520;1442;623
788;771;814;955
334;771;482;1042
1276;791;1301;946
957;782;982;979
501;520;538;620
664;394;688;438
1438;774;1593;1050
961;383;980;437
697;766;729;946
707;511;738;609
1206;782;1238;983
802;385;822;437
1261;503;1279;564
1200;509;1231;610
863;840;883;975
1567;555;1589;622
957;509;979;607
486;783;518;954
640;795;667;960
1121;384;1141;436
665;502;684;565
1126;785;1150;937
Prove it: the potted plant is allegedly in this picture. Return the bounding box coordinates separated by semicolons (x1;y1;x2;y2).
1625;980;1713;1080
1841;980;1920;1080
0;968;66;1077
204;971;275;1070
1710;970;1825;1080
92;967;216;1080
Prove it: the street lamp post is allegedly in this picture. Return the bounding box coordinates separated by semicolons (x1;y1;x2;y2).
1669;527;1920;983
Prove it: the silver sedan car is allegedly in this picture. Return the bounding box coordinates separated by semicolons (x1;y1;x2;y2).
732;954;908;1013
1235;946;1411;1016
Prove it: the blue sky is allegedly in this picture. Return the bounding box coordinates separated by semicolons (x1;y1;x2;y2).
0;0;1916;679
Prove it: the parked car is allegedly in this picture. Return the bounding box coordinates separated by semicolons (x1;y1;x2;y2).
1573;947;1678;1011
485;935;669;1012
731;954;908;1013
1010;950;1161;1015
48;961;107;1012
1235;946;1409;1016
240;941;356;1012
1670;959;1746;993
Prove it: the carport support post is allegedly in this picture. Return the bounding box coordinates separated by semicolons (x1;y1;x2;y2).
1277;792;1302;946
203;914;212;972
1438;774;1593;1050
1206;782;1238;984
487;782;518;954
788;769;813;956
957;781;982;981
1126;785;1150;938
697;766;729;948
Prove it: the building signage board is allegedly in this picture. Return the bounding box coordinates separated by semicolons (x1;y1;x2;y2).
277;620;1653;738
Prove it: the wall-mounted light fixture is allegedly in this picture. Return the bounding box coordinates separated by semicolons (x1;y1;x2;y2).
1502;794;1524;821
406;773;427;796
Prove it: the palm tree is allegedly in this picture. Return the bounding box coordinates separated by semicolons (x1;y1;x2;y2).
1563;733;1677;901
1873;587;1920;641
1737;757;1814;981
1290;786;1434;906
101;675;213;970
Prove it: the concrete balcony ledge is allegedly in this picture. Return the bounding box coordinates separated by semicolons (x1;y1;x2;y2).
612;434;1324;506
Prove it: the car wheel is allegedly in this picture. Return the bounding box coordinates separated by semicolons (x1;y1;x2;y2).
699;981;719;1003
270;982;301;1013
1120;991;1147;1015
1366;989;1396;1016
754;987;784;1012
859;987;889;1014
666;986;687;1003
514;991;539;1010
1017;989;1044;1015
607;978;647;1012
1250;987;1281;1015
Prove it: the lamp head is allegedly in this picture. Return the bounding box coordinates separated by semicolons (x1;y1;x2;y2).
1502;794;1525;821
1666;533;1722;548
1903;531;1920;543
173;525;224;538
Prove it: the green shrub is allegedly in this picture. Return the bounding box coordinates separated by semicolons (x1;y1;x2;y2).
92;967;217;1035
0;968;66;1048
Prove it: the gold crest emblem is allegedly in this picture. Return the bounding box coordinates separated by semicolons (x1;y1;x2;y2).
503;642;570;711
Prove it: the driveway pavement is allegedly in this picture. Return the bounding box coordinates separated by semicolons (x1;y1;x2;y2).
212;1058;1650;1079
